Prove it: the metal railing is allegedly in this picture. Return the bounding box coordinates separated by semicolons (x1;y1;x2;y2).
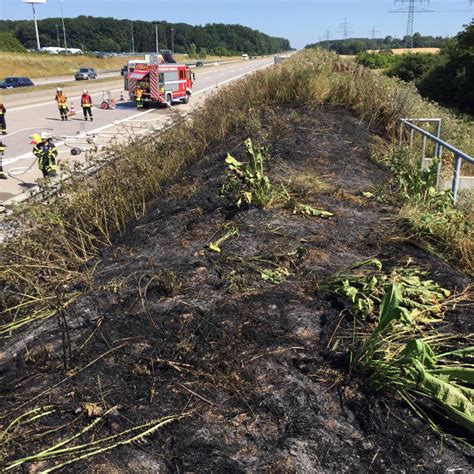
399;118;474;204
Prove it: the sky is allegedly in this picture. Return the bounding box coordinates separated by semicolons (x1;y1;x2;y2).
1;0;473;49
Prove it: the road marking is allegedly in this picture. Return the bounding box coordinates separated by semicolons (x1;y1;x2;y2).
4;61;272;168
9;88;124;112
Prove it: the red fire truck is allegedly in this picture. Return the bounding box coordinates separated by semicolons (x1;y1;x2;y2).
127;62;193;107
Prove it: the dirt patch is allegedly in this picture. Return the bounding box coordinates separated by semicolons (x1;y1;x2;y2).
0;105;472;472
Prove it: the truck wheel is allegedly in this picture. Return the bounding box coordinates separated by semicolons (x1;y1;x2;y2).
166;94;172;107
183;93;190;104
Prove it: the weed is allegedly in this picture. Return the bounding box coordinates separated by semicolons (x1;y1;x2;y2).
223;139;277;208
206;222;240;253
326;259;473;443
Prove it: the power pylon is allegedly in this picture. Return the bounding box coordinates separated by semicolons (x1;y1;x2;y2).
391;1;433;48
339;18;353;39
369;27;379;39
325;29;332;50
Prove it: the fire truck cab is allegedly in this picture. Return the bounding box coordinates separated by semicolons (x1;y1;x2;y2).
127;63;193;107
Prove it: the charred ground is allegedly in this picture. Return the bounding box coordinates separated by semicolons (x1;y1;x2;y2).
0;105;472;472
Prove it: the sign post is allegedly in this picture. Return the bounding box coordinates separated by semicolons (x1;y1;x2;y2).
21;0;47;50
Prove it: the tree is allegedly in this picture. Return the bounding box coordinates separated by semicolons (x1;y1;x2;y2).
419;22;474;112
386;53;440;83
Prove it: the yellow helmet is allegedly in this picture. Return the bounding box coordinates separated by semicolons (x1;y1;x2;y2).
30;133;42;144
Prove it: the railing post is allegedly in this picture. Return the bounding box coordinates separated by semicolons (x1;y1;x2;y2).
399;121;404;148
435;119;442;190
421;136;427;167
451;154;462;204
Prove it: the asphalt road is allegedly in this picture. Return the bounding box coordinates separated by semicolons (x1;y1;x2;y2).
0;58;273;203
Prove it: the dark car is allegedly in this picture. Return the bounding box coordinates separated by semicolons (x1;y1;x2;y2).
196;60;204;67
0;77;35;89
75;68;97;80
121;65;128;76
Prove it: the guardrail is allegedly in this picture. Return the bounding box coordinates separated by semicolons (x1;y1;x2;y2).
399;118;474;204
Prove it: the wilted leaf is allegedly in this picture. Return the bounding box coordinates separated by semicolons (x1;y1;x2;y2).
82;402;103;418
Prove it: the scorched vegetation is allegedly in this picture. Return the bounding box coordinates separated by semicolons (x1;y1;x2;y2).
0;49;472;471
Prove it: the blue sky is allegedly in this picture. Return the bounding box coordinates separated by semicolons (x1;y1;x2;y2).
1;0;473;48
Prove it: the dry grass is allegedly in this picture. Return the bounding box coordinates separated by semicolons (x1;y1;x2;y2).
0;52;140;79
0;52;244;80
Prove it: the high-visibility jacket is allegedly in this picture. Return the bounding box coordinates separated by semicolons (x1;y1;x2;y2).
135;88;143;99
55;93;68;109
81;94;92;107
0;143;5;154
33;140;58;173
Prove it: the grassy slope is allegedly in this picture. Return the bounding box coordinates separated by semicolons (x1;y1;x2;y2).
0;52;243;79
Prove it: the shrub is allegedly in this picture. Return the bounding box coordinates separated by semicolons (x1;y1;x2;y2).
356;51;398;69
386;52;441;83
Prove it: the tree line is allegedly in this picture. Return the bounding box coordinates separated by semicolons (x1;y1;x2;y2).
305;34;448;55
0;16;291;56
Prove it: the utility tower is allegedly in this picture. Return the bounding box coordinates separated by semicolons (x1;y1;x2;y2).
339;18;353;39
325;29;331;50
369;27;379;39
392;1;432;48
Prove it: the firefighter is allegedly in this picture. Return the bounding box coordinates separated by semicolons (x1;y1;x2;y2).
31;132;58;178
81;89;93;121
134;86;144;109
0;140;6;179
55;88;69;121
0;102;6;135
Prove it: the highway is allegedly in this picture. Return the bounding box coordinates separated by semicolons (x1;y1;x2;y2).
0;58;273;203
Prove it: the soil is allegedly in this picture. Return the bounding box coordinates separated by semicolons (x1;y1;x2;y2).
0;105;472;473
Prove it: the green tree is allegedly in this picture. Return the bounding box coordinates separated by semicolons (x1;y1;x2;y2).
386;53;440;83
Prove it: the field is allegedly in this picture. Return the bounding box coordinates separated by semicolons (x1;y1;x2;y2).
368;47;441;55
0;49;472;471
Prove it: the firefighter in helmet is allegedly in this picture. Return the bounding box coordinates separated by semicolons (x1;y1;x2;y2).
134;86;144;109
81;89;93;121
31;132;58;178
55;88;69;121
0;140;7;179
0;101;6;135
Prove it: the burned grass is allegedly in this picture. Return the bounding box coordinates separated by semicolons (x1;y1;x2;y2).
1;106;472;472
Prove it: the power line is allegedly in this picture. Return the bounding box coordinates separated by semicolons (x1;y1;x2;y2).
391;1;433;48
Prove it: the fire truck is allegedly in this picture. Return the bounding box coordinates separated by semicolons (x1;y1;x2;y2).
126;61;193;107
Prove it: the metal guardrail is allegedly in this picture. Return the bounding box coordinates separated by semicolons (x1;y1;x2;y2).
399;118;474;204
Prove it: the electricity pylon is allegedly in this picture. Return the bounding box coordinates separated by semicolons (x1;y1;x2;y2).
391;1;433;48
339;18;353;39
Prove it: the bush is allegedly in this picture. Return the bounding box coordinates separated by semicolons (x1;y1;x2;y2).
419;23;474;113
356;51;398;69
385;52;441;83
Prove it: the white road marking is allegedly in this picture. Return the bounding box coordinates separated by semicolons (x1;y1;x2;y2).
4;61;272;168
9;88;124;112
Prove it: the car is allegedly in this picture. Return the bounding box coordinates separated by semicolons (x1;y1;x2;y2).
75;68;97;80
0;77;35;89
196;60;204;67
121;65;128;76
